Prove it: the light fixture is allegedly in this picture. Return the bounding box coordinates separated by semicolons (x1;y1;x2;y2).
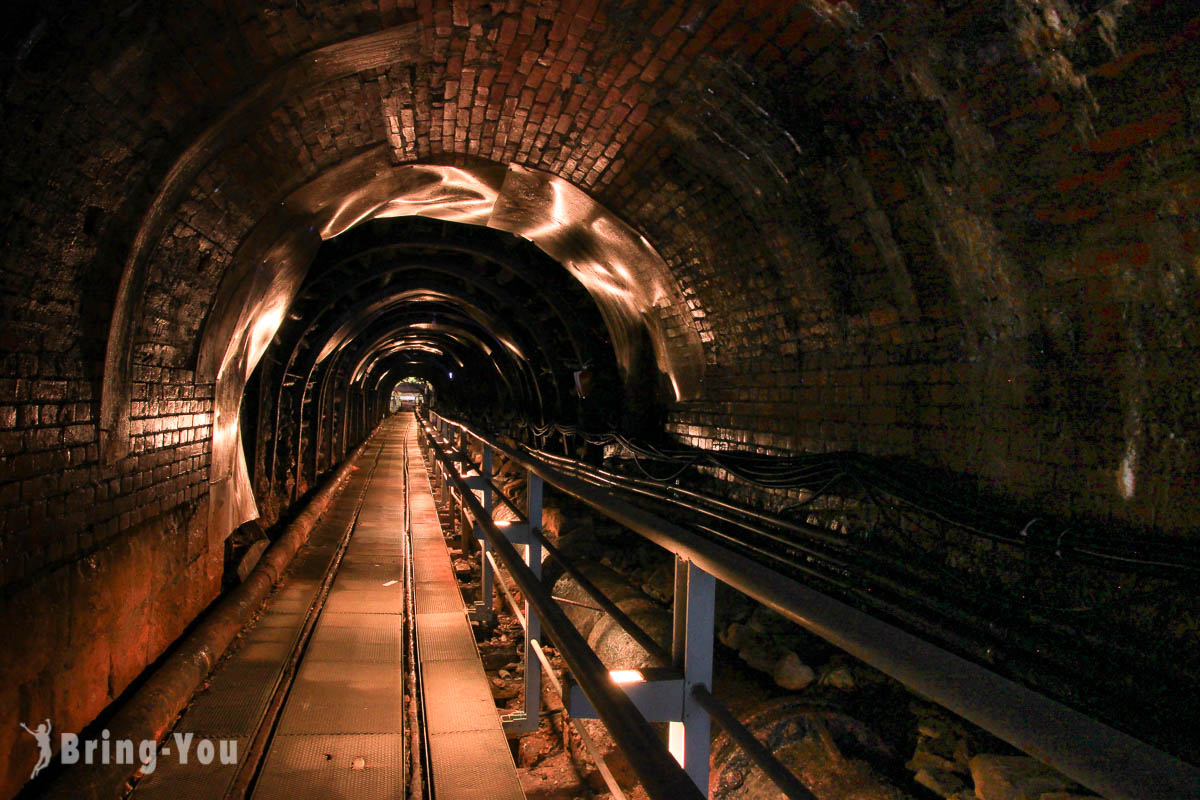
608;669;644;685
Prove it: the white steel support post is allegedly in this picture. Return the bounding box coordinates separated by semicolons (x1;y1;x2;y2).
436;438;446;501
474;444;495;620
670;556;714;794
439;447;447;501
437;418;447;500
520;470;544;731
434;422;447;501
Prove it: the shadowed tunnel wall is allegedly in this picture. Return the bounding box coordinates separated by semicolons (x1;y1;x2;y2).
1;1;1199;796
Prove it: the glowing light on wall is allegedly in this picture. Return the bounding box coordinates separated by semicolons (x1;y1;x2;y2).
609;669;644;685
1118;442;1137;500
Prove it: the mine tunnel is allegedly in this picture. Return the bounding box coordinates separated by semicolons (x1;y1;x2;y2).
2;1;1199;799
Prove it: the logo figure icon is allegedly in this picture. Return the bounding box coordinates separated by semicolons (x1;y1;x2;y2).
19;719;53;779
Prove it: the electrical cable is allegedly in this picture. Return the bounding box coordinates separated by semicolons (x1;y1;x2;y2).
483;416;1200;575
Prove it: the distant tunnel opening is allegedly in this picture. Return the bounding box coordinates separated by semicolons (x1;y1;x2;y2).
239;216;648;529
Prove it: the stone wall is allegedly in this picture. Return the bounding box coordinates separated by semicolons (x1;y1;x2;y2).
641;3;1200;535
0;498;219;799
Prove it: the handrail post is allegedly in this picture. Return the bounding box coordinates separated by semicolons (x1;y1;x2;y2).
523;470;544;729
433;423;447;501
459;503;472;554
671;556;714;793
505;468;545;734
436;434;446;503
473;443;495;621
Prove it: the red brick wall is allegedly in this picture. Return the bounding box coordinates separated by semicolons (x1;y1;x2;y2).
0;354;216;796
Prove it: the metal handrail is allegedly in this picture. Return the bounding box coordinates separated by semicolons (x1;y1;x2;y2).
477;544;628;800
449;441;673;668
533;445;851;548
427;411;1200;800
421;426;706;800
529;638;628;800
431;417;832;800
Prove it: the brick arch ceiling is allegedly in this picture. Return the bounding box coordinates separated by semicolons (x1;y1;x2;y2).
97;20;712;459
4;0;1200;544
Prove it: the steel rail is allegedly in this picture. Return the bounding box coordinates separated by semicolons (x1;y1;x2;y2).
401;423;424;800
421;428;706;800
433;414;1200;800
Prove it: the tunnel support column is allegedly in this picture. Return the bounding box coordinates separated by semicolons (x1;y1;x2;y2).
502;469;544;734
671;556;714;793
470;443;495;622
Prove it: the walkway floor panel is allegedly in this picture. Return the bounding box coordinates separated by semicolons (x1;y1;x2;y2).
253;432;406;799
252;733;405;798
128;437;384;800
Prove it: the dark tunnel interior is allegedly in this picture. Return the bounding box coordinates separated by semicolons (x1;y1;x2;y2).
1;1;1199;798
242;215;633;523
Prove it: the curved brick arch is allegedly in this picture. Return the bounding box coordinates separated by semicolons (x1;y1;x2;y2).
100;13;723;465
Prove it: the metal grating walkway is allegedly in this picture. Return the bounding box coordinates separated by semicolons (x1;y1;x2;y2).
129;415;524;800
407;417;526;800
129;432;387;800
252;429;407;800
